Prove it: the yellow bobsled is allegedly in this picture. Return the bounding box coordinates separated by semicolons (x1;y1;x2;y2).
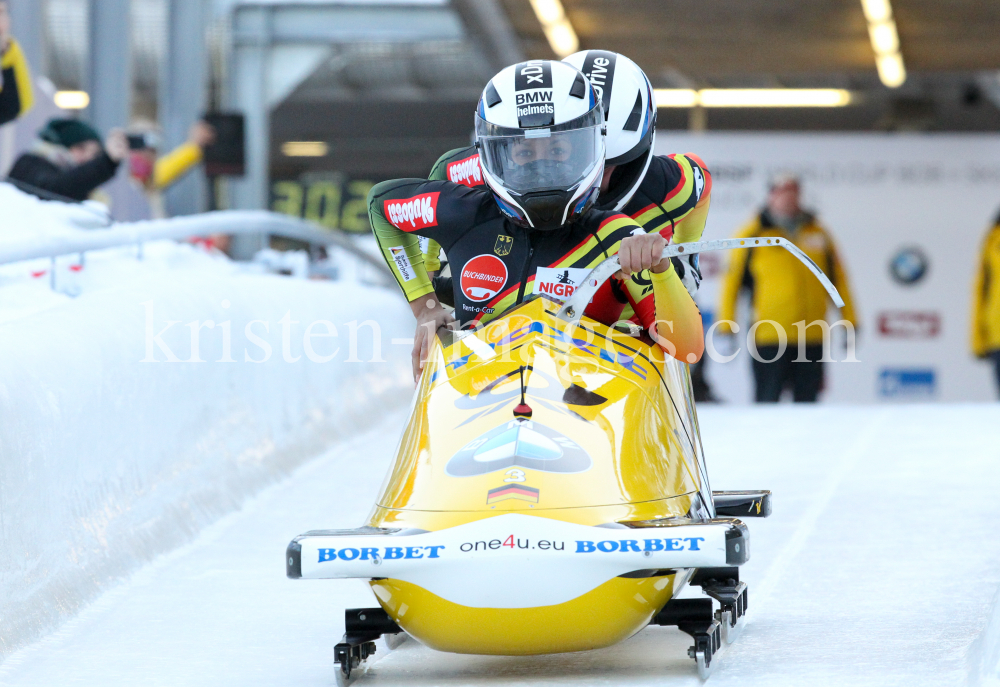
287;238;838;682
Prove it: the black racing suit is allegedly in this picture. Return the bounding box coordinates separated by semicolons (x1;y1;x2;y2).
423;146;712;320
367;178;705;361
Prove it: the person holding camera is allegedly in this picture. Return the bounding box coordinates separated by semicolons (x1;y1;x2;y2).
126;120;216;218
7;118;127;201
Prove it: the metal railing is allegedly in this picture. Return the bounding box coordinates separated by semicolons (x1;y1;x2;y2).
0;210;394;285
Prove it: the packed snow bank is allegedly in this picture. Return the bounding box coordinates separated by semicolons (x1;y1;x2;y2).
0;189;414;659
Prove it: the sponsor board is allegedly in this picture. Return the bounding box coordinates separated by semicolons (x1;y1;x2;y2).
877;311;941;338
532;266;592;300
389;246;416;282
461;254;508;302
384;192;440;231
879;368;936;398
447;154;483;187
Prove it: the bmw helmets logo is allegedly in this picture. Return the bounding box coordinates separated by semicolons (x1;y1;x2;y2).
446;418;593;477
889;246;929;285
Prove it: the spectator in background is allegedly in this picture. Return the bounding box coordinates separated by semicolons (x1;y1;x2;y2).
717;174;858;403
127;119;216;218
7;118;127;201
971;211;1000;397
0;0;34;125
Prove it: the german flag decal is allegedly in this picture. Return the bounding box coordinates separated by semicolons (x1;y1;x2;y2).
487;484;540;505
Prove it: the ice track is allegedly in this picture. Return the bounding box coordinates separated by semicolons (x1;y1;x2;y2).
3;404;1000;687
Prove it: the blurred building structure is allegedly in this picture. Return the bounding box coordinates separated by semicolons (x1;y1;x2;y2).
8;0;1000;228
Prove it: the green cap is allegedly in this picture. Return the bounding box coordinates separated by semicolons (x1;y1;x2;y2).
39;118;102;148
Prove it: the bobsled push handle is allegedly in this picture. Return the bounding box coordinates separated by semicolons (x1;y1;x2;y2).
554;236;845;324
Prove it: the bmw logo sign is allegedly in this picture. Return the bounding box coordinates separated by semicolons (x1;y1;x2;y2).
889;247;929;286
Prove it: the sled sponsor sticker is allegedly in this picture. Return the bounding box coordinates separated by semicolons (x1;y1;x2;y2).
461;254;508;302
317;545;445;563
389;246;416;282
575;538;704;553
460;536;563;552
532;266;592;300
447;154;483;187
384;192;440;231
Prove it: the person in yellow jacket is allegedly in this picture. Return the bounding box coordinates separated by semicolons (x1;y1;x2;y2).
717;174;858;402
971;214;1000;396
127;120;216;218
0;1;35;125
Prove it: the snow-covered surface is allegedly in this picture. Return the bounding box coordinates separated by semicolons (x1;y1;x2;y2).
0;188;413;658
2;404;999;685
0;183;113;238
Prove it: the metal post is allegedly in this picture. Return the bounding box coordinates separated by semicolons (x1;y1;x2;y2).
87;0;132;136
688;105;707;133
8;0;45;75
161;0;208;217
226;5;270;258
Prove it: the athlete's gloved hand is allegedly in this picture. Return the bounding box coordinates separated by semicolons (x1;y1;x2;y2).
410;294;456;383
618;232;669;276
670;253;702;296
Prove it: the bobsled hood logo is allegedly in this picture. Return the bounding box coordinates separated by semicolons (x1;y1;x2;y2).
446;418;592;477
447;154;483;187
385;192;440;231
461;254;508;302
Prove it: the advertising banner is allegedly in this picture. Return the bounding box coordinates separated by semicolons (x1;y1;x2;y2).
657;133;1000;403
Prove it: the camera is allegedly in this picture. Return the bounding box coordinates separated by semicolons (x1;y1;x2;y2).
127;132;161;150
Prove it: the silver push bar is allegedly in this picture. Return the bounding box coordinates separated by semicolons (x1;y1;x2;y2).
554;236;845;324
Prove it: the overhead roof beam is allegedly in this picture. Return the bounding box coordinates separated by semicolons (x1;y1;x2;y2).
232;4;465;46
451;0;525;72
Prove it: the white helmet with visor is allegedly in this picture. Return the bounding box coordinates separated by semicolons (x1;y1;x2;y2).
475;60;605;231
563;50;657;212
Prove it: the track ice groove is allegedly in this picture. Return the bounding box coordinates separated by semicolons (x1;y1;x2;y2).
3;404;1000;687
750;408;888;608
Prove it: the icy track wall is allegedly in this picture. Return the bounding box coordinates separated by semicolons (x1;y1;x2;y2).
0;249;413;659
